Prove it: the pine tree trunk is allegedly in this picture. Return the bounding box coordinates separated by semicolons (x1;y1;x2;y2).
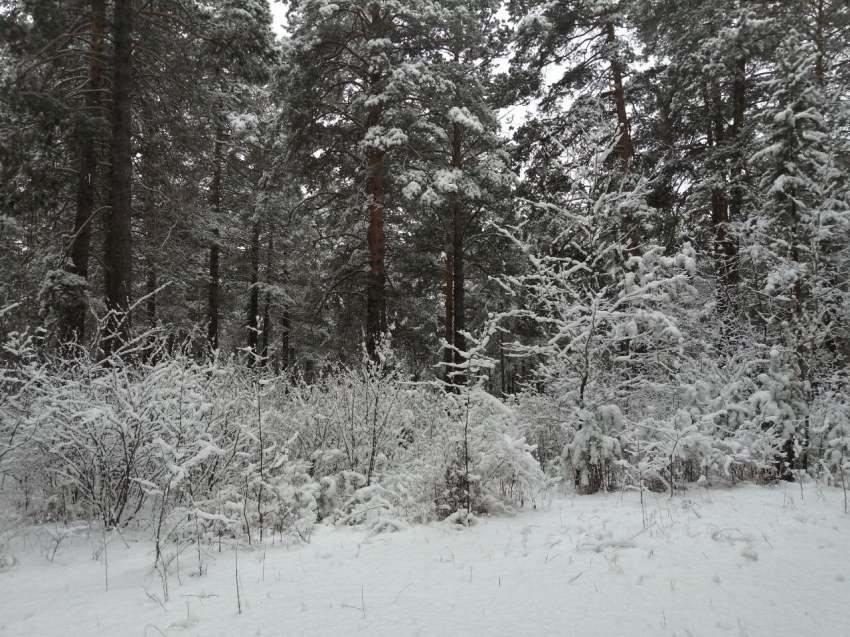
605;20;637;257
141;142;158;327
365;5;387;360
365;130;387;359
207;124;224;352
281;305;291;371
208;231;220;350
606;22;633;165
499;331;507;397
247;219;261;365
790;192;810;470
813;0;825;83
443;249;454;386
64;0;106;343
260;228;273;367
705;83;740;313
450;122;466;387
102;0;133;356
728;57;745;255
146;265;157;325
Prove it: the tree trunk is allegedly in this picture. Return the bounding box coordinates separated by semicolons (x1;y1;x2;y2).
365;132;387;359
247;219;261;365
146;265;157;325
207;231;221;350
790;192;810;470
64;0;106;343
707;86;737;303
605;20;638;258
281;305;291;371
365;5;387;360
207;124;224;352
102;0;134;356
443;249;454;385
450;122;466;387
728;56;745;245
260;228;273;367
499;331;507;397
141;139;158;327
813;0;825;84
606;22;633;165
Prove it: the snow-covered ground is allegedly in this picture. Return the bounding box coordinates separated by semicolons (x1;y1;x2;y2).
1;483;848;637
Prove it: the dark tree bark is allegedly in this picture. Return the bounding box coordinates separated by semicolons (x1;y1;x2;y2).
499;331;507;397
365;5;388;361
102;0;133;356
606;22;633;165
443;249;454;385
207;124;224;352
63;0;106;343
812;0;826;84
247;219;261;365
146;265;157;325
605;20;638;258
260;228;273;366
707;86;737;298
207;230;221;350
706;64;743;311
365;121;387;359
450;122;466;387
280;304;291;371
140;140;158;327
728;57;746;236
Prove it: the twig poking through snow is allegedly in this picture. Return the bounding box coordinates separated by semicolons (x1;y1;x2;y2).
393;583;414;604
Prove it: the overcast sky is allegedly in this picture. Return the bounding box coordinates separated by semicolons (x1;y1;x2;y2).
270;2;288;36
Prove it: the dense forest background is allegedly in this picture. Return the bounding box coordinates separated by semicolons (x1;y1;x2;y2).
1;0;849;536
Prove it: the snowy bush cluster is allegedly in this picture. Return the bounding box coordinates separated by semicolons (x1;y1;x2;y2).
0;325;545;548
487;113;850;498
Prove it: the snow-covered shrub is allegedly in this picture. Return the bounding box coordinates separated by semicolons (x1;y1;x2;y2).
491;145;700;493
563;406;623;494
0;324;549;554
37;269;88;325
430;338;548;516
819;385;850;491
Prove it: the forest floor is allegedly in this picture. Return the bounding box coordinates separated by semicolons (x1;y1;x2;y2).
1;482;848;637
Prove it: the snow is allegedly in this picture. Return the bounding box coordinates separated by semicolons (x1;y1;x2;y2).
2;484;848;636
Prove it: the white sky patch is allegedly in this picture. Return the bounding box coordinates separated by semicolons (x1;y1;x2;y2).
270;1;289;36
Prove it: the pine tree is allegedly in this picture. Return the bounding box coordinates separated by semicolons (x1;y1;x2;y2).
395;0;512;386
748;31;850;466
283;0;498;360
101;0;134;356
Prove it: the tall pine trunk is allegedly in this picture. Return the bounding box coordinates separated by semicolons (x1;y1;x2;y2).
365;119;387;359
260;228;273;367
280;304;291;371
450;122;466;387
607;22;633;165
142;149;158;326
605;20;637;257
247;219;261;365
726;58;747;285
102;0;133;356
443;249;454;385
207;124;224;352
707;85;736;303
365;5;387;360
64;0;106;343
